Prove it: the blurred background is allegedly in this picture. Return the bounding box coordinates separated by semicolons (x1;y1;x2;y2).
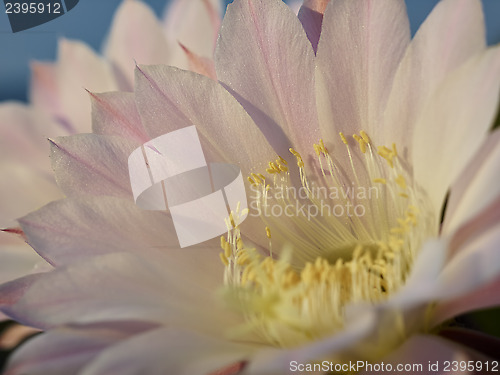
1;0;500;102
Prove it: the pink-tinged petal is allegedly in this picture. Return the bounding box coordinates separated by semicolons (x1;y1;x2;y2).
134;64;283;249
4;322;157;375
215;0;319;159
297;0;330;53
179;43;217;80
103;0;171;91
80;328;255;375
50;134;136;198
0;241;47;285
384;0;486;156
360;334;490;375
443;130;500;234
55;39;118;134
246;310;376;374
0;273;43;308
0;252;241;336
163;0;221;69
134;65;277;174
29;62;60;116
436;222;500;301
412;47;500;220
448;196;500;259
316;0;410;149
90;92;149;145
18;196;180;266
432;275;500;327
0;162;61;228
0;103;66;166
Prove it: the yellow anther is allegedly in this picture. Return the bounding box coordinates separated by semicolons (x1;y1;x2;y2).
395;175;407;190
219;252;229;267
236;237;244;250
251;173;263;185
220;236;227;249
247;176;255;185
266;168;277;174
229;212;236;228
265;226;272;239
313;143;321;156
257;173;266;181
289;148;304;168
392;143;398;157
241;266;252;285
353;134;367;153
269;161;279;172
277;163;288;172
237;252;250;266
360;130;370;144
278;156;288;165
373;178;387;184
339;132;348;145
398;192;409;198
224;242;232;259
319;139;327;153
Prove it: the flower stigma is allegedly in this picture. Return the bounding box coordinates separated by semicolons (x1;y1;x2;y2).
220;131;436;348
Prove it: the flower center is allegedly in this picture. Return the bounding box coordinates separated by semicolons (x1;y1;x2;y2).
219;131;435;348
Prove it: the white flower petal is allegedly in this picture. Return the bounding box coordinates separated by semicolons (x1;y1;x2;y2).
0;162;61;228
56;39;118;134
443;129;500;234
103;0;171;91
163;0;221;68
50;134;136;198
81;327;254;375
246;309;376;374
436;222;500;301
5;322;157;375
0;237;46;285
432;275;500;327
90;91;149;144
29;62;60;117
384;0;486;156
18;196;179;266
0;103;65;165
316;0;410;147
0;252;238;336
412;46;500;220
134;65;277;175
215;0;319;159
360;334;489;375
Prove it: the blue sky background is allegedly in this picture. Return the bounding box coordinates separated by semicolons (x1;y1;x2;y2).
0;0;499;102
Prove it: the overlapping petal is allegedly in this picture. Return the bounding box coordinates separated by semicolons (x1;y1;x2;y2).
18;196;178;265
316;0;410;149
384;0;486;157
80;328;255;375
4;322;158;375
0;251;238;336
50;134;136;198
412;46;500;219
216;0;319;159
103;0;172;91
